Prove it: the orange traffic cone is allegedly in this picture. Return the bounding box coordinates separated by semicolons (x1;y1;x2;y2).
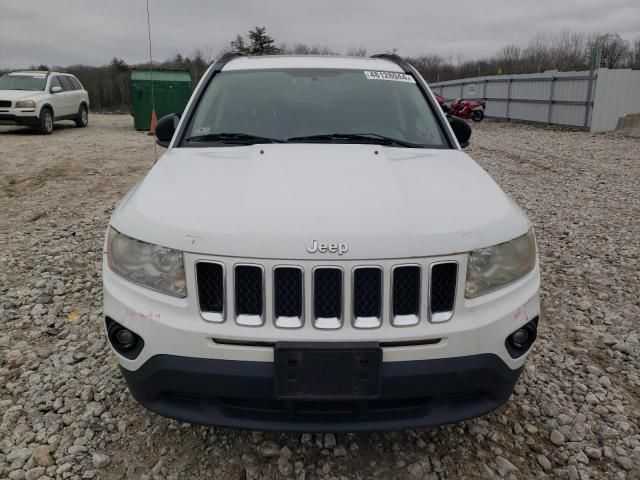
148;108;158;136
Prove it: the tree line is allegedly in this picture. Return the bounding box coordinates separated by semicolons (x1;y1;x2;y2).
2;28;638;110
409;31;640;83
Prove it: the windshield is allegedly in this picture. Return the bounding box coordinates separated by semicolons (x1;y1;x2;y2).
0;74;47;91
184;69;448;148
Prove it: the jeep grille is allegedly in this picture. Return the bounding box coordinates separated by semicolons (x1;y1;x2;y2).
195;259;458;329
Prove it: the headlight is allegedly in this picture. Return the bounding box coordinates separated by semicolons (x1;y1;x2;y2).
465;229;536;298
107;227;187;297
15;100;36;108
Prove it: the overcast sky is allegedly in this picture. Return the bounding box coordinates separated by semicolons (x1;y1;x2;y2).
1;0;639;69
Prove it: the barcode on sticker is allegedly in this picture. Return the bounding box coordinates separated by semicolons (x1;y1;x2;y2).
364;71;415;83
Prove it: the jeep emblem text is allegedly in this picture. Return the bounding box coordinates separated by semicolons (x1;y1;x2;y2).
306;240;349;255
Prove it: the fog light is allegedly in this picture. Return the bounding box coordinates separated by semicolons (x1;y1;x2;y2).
510;328;529;347
505;317;539;359
115;329;135;349
105;317;144;360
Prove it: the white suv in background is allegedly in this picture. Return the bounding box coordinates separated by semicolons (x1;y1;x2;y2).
0;71;89;134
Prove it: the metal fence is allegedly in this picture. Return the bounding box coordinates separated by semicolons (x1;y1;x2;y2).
430;70;596;130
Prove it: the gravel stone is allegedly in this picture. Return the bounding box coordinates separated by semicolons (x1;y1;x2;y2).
584;446;602;459
495;456;519;475
279;446;293;460
24;467;46;480
8;471;25;480
277;456;293;476
92;452;111;468
614;456;633;471
333;445;348;457
537;455;552;471
32;445;54;467
324;433;337;448
6;448;32;464
550;429;565;446
407;462;425;479
257;441;280;458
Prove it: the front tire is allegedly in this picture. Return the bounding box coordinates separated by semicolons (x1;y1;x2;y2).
75;104;88;128
471;109;484;122
38;108;54;134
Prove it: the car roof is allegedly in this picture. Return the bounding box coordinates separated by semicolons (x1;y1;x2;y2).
222;55;404;72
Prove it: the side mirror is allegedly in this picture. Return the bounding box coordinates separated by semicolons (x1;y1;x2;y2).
155;113;180;148
448;115;471;148
50;86;62;94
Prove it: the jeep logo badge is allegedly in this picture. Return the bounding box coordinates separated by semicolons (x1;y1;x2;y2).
306;240;349;256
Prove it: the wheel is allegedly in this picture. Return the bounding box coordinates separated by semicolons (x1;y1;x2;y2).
38;108;54;134
75;104;88;128
471;109;484;122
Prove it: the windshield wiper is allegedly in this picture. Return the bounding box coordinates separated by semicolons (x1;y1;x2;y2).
285;133;422;148
185;132;285;145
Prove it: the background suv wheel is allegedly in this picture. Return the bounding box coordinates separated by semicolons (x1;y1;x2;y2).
75;105;88;128
38;107;54;134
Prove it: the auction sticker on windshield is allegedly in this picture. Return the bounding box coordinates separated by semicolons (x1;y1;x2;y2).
364;71;416;83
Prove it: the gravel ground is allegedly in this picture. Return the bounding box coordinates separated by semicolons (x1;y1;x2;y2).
0;115;638;480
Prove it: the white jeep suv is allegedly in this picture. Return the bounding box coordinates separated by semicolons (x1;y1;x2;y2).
0;71;89;134
103;53;540;431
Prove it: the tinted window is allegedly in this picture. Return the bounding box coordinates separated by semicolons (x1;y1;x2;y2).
58;76;74;91
49;76;62;90
0;74;47;91
186;69;447;148
69;77;82;90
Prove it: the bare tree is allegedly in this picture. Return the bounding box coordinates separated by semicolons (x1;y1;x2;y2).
346;47;367;57
498;44;523;74
550;30;588;71
523;34;553;73
630;37;640;69
588;33;631;68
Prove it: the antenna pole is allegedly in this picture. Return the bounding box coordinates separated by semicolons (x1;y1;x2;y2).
146;0;154;108
145;0;158;159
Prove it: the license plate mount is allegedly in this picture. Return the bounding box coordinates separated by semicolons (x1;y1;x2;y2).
274;342;382;400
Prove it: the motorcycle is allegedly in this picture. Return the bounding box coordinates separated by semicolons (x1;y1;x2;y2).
449;98;486;122
433;94;450;114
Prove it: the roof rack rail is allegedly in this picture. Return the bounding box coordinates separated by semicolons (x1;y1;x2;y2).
14;69;51;73
370;53;413;74
212;51;244;73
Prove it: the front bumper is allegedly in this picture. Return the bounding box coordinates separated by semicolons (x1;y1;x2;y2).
104;251;540;430
0;113;39;126
121;352;523;431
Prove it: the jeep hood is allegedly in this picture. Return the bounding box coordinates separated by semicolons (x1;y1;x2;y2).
111;145;530;259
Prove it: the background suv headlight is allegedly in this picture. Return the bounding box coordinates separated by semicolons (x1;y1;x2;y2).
465;229;537;298
15;100;36;108
107;227;187;297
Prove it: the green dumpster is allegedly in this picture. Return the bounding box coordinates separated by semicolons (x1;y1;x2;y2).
131;69;192;131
